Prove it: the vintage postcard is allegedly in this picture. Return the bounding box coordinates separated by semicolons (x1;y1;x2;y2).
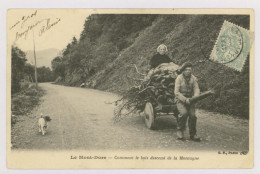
7;9;254;169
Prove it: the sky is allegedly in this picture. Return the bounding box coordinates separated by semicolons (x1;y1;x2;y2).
8;9;92;52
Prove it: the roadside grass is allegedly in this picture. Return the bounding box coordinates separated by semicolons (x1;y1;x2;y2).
11;84;45;126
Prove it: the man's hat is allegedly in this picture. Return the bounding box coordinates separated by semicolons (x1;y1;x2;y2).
179;62;193;73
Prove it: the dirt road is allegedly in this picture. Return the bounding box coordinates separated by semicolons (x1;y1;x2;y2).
11;83;249;151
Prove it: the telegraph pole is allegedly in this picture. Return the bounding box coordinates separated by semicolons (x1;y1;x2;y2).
33;30;38;89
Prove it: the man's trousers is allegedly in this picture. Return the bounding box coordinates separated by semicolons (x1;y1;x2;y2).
176;100;197;137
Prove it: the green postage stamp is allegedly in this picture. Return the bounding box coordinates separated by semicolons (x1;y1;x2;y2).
210;20;251;72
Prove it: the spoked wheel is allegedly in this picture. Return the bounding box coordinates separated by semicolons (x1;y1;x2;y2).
144;102;155;129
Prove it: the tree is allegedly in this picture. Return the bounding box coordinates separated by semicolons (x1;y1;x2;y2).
71;36;77;46
11;46;27;94
55;14;157;85
37;66;56;82
51;56;65;80
24;63;35;82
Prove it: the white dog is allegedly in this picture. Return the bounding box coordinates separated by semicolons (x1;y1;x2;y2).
38;114;52;135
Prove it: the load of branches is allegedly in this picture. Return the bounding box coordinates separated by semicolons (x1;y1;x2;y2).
113;62;180;122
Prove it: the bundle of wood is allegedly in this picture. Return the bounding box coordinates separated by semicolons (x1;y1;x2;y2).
113;62;180;122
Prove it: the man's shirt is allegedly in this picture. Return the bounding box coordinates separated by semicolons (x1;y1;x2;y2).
174;74;200;103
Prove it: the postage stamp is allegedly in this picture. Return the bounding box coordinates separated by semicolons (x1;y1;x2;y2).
210;20;251;72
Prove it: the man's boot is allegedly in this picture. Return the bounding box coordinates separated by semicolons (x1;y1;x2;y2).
177;130;184;140
190;135;200;142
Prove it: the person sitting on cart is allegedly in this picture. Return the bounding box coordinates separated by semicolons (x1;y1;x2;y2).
174;62;201;142
149;44;173;69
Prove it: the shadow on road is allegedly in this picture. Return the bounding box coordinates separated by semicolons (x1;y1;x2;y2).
153;116;177;130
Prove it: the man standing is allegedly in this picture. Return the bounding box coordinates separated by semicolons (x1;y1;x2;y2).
174;62;201;142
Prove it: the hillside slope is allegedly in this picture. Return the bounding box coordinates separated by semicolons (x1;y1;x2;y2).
56;14;250;118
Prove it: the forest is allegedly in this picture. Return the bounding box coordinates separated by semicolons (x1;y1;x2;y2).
11;46;56;94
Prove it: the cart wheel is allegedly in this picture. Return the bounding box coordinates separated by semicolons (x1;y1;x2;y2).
144;102;155;129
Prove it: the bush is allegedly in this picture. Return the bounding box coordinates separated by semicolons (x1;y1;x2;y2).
11;85;44;117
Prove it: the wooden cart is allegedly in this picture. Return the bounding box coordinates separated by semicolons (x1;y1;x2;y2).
142;88;178;129
144;102;178;129
143;90;214;129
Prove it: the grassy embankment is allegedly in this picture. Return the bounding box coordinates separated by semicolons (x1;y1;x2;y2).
90;15;250;118
11;84;45;126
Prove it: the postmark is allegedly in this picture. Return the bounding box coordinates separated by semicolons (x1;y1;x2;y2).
210;20;251;72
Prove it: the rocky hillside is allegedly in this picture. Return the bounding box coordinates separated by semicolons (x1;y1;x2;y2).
53;14;250;118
